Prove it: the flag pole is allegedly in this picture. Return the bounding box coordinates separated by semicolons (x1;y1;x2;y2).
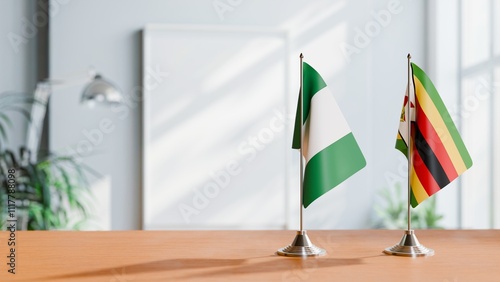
406;53;412;233
277;53;325;257
299;53;304;232
383;53;434;257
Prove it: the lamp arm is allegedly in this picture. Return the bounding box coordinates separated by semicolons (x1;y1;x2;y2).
25;82;51;162
44;68;96;91
25;68;121;161
25;68;96;161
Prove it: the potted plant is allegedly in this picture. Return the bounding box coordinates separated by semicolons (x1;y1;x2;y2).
0;92;94;230
372;182;444;229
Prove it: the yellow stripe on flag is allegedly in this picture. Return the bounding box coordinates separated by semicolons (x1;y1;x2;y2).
413;77;468;174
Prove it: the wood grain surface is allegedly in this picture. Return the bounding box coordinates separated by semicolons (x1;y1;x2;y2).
0;230;499;281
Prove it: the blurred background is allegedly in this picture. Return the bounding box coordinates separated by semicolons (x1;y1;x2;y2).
0;0;498;230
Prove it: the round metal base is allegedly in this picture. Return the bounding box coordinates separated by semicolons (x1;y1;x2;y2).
277;230;326;257
383;230;434;257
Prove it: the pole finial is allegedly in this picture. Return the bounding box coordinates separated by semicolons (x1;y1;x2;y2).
300;53;303;59
407;53;411;59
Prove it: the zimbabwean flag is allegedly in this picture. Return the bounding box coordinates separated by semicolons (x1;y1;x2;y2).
396;62;473;208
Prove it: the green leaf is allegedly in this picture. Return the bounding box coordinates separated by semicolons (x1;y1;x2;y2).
1;145;94;230
0;125;7;143
3;106;32;123
373;182;444;229
0;112;13;127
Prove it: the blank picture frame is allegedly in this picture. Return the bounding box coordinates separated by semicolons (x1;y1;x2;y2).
142;24;291;229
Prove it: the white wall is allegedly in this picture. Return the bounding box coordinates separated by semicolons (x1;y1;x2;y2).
49;0;426;230
0;0;37;150
427;0;462;229
428;0;500;229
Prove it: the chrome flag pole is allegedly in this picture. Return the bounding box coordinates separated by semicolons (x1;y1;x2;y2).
277;53;325;257
383;54;434;257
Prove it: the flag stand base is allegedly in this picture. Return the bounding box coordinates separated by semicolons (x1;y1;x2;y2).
383;230;434;257
277;230;326;257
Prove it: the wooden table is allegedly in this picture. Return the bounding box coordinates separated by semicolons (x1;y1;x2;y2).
1;230;499;281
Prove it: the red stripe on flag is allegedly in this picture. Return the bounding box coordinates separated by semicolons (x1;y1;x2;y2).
411;140;441;197
415;99;459;181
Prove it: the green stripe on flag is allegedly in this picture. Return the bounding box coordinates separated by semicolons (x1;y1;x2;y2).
410;190;418;208
303;133;366;208
292;91;302;149
411;63;472;168
302;62;327;123
395;134;408;156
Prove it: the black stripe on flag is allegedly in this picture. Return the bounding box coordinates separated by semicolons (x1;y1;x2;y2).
413;123;451;188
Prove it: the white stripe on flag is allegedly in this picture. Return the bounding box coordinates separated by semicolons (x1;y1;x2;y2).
398;67;416;145
302;87;351;163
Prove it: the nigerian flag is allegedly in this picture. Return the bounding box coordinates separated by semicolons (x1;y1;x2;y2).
292;62;366;208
